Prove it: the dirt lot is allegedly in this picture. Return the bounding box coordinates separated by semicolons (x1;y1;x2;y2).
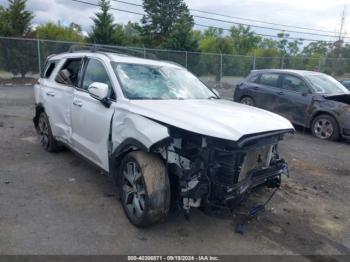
0;86;350;256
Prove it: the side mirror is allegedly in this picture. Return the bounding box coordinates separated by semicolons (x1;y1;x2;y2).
88;82;109;100
211;88;220;98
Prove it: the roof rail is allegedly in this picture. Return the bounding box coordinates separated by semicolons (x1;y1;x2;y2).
67;44;162;61
68;44;131;56
68;44;94;53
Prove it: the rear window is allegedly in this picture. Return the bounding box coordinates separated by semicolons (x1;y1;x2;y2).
247;73;260;83
259;73;279;87
42;60;57;79
55;58;83;87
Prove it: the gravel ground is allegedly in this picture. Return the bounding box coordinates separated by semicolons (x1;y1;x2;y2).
0;86;349;256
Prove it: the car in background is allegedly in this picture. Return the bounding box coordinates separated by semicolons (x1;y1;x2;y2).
340;79;350;90
234;69;350;141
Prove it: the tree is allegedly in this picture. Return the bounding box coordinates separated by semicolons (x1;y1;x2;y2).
3;0;33;36
141;0;195;50
121;22;143;46
0;0;35;78
112;22;142;46
303;41;330;57
230;25;261;55
254;39;280;69
0;6;9;35
35;22;85;42
199;27;232;53
35;22;86;67
88;0;116;44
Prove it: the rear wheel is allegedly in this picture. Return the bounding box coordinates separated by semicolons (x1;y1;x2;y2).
311;114;340;141
37;112;61;152
240;96;255;106
120;151;170;227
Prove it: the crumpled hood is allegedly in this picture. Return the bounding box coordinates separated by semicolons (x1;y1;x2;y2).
128;99;294;141
323;93;350;105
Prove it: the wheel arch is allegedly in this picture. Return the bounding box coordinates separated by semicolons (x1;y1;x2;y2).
109;138;159;186
240;94;254;101
309;110;340;129
33;103;46;129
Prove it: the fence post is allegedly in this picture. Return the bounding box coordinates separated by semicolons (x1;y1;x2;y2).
253;52;256;70
143;45;146;58
281;55;284;69
220;52;223;87
37;38;41;74
185;51;188;69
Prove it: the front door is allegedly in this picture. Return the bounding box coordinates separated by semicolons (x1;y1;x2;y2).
71;58;116;171
272;74;313;126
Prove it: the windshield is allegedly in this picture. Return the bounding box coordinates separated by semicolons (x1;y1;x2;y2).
305;74;350;94
112;62;217;100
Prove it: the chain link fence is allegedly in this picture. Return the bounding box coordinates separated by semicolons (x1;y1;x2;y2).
1;36;350;98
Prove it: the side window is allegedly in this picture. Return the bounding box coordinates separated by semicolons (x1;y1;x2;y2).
42;60;57;79
259;73;280;87
248;73;260;83
82;59;115;99
55;58;82;86
282;75;309;93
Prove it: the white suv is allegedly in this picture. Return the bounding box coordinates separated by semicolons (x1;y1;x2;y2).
33;49;294;227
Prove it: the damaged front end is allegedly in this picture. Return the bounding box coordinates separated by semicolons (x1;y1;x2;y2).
153;127;292;216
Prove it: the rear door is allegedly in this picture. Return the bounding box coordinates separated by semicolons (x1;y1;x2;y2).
253;72;282;111
272;74;313;126
71;57;116;171
44;57;82;144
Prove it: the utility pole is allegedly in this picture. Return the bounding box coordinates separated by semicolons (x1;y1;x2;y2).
334;5;347;67
337;6;346;43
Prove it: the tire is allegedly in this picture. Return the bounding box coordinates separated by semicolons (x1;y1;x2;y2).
37;112;61;152
119;151;170;227
240;96;255;106
311;114;340;141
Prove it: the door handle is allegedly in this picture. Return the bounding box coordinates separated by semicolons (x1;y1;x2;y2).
253;86;259;90
277;91;284;95
73;100;83;107
46;91;55;97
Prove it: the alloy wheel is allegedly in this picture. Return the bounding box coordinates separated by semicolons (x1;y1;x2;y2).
313;118;334;139
122;161;146;219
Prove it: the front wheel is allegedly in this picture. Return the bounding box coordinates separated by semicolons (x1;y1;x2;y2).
311;114;340;141
120;151;170;227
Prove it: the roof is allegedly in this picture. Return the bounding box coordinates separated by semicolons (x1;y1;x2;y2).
49;51;184;69
251;69;324;76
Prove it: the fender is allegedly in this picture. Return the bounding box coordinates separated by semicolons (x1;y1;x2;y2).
108;112;170;183
111;138;148;160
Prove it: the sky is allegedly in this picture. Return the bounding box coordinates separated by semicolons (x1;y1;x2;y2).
0;0;349;42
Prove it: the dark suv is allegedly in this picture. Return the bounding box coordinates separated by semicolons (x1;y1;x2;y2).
234;69;350;141
340;79;350;90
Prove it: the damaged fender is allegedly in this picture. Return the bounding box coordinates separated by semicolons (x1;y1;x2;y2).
110;110;169;160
